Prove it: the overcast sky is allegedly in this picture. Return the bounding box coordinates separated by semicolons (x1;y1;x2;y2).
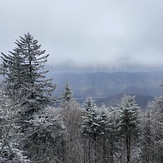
1;0;163;72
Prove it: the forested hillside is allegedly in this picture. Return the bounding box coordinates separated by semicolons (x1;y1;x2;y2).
0;34;162;163
53;71;163;107
53;71;163;97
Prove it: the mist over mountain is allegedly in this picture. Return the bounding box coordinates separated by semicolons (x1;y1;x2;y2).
51;71;163;107
53;71;163;96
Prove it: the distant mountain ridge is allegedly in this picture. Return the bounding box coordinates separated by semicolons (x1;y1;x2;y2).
53;71;163;97
0;71;162;107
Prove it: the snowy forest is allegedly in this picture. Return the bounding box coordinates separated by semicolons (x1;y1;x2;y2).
0;33;162;163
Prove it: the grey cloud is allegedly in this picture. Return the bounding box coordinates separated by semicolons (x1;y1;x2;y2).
1;0;163;72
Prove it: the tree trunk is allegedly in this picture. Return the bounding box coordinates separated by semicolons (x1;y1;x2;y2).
102;136;107;163
126;132;131;163
88;140;91;163
94;137;97;163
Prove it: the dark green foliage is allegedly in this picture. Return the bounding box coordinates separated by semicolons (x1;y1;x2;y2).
117;95;140;163
62;82;73;102
1;33;58;162
1;33;56;117
61;82;74;109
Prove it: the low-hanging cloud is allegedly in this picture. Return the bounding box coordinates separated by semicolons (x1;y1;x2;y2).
1;0;163;72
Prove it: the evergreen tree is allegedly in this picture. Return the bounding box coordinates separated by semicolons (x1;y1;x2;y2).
1;33;57;162
117;95;140;163
0;92;30;162
62;82;73;103
26;108;67;163
140;109;154;163
105;106;119;163
146;97;163;163
83;97;95;113
61;82;73;109
1;33;56;118
81;97;107;140
81;97;107;163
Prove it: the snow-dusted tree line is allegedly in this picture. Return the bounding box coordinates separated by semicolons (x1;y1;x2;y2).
0;33;162;163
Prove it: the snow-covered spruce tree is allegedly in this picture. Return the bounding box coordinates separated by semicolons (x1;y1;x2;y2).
140;109;155;163
60;82;87;162
1;33;56;119
1;33;57;162
60;81;73;109
117;95;140;163
0;91;30;162
59;103;83;163
26;108;67;163
145;97;163;163
81;97;107;163
62;82;73;103
104;106;120;163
